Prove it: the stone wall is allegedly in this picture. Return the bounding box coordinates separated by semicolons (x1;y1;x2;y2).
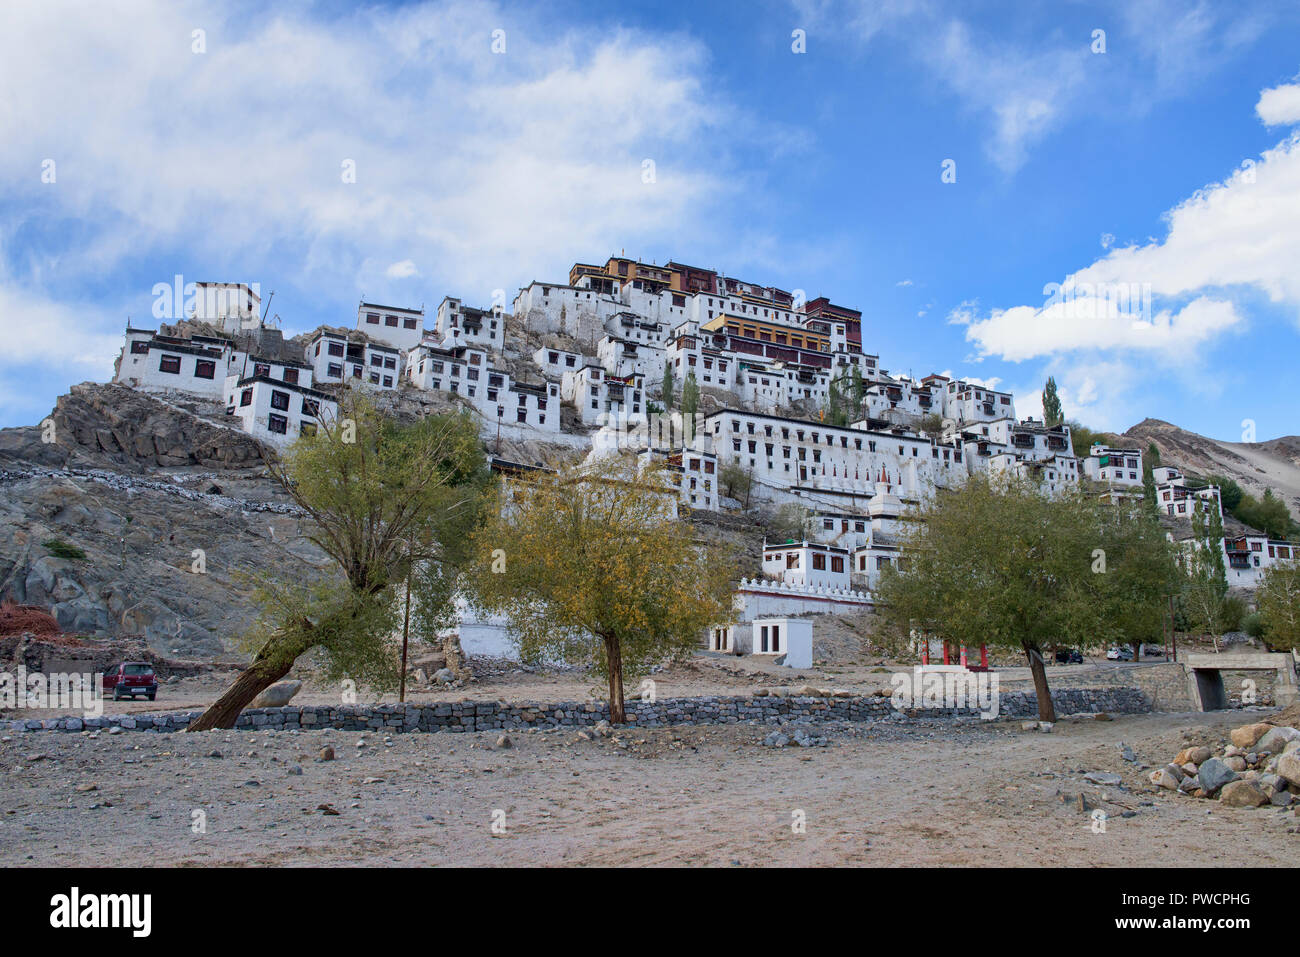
8;686;1150;733
1035;662;1195;712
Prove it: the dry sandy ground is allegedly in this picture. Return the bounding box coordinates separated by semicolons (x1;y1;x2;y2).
2;709;1296;867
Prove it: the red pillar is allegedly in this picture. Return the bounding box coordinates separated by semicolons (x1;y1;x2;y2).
960;645;968;668
980;644;989;669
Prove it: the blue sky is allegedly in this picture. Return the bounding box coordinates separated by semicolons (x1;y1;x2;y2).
3;0;1299;441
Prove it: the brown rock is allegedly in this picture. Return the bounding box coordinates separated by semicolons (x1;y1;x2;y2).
1229;723;1274;750
1218;780;1268;808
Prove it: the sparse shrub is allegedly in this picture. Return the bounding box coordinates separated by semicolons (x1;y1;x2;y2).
42;538;87;561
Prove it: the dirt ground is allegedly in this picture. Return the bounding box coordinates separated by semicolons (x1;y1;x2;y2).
2;708;1296;867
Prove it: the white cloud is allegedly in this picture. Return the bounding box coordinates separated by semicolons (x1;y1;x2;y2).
1256;81;1300;126
385;260;419;279
896;279;913;286
0;0;747;318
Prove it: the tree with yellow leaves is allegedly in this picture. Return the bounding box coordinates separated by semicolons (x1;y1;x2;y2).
468;457;736;723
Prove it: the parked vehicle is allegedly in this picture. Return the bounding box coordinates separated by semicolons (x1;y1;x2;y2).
1055;648;1084;664
1106;645;1135;662
102;662;157;701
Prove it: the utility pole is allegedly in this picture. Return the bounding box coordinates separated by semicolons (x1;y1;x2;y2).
496;405;503;454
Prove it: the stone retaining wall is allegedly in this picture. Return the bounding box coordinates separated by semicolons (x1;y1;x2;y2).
7;686;1150;733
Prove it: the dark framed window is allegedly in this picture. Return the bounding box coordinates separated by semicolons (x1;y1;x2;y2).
268;414;288;435
517;409;527;423
385;315;398;327
240;389;252;407
300;422;317;437
130;341;150;355
366;312;380;324
270;390;290;411
282;368;299;385
159;355;181;374
327;363;343;377
328;342;344;357
194;359;216;379
302;398;319;416
403;318;417;329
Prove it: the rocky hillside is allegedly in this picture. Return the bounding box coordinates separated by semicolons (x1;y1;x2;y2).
1124;418;1300;516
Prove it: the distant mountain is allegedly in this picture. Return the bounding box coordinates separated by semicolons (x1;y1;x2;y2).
1124;418;1300;516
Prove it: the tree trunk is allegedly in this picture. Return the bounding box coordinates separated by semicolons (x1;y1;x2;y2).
186;655;294;731
604;634;626;724
1023;641;1057;723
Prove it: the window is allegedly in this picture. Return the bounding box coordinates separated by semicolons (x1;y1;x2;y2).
384;357;397;370
254;362;270;377
366;312;380;325
300;422;317;437
268;413;288;435
302;398;319;416
159;355;181;374
270;390;289;411
130;340;150;355
831;556;844;573
328;342;344;357
282;368;298;385
371;354;384;366
369;373;380;384
385;315;398;327
327;363;343;378
239;389;252;407
403;317;417;329
517;409;527;423
194;359;216;379
812;554;826;570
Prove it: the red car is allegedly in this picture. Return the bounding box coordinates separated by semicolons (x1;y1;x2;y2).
102;662;157;701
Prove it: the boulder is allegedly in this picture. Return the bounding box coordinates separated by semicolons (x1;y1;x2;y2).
1255;726;1300;754
1175;745;1213;766
251;679;302;709
1197;757;1238;794
433;668;455;685
1218;780;1268;808
1222;755;1248;773
1277;752;1300;788
1084;771;1123;786
1230;723;1275;750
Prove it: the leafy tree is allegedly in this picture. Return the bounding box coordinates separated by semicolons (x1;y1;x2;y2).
850;364;864;408
824;376;850;427
468;458;735;723
876;476;1177;722
1042;377;1064;427
918;413;946;440
1142;442;1161;509
766;503;814;544
1256;563;1300;651
1178;501;1230;649
661;366;674;409
681;372;699;418
719;456;755;506
188;397;488;730
1067;420;1099;459
1235;488;1293;539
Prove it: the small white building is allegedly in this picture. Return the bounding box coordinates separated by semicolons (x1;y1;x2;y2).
762;541;852;590
113;328;238;400
436;297;504;351
751;617;813;668
1153;466;1222;520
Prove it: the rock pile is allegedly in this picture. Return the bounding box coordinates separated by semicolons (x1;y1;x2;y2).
1148;719;1300;809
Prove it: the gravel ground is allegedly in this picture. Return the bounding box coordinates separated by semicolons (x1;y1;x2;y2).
2;709;1296;867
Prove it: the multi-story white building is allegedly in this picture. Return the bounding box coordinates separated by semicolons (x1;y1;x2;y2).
188;282;262;335
356;301;424;353
1082;444;1143;488
1153;466;1223;520
435;297;504;351
113;327;240;400
1225;535;1298;588
223;372;336;445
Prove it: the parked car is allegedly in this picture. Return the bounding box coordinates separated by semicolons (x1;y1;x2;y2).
1106;645;1135;662
1055;648;1084;664
102;662;157;701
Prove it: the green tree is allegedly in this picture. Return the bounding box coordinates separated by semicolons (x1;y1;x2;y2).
850;365;864;408
661;366;675;409
1042;377;1064;427
1236;488;1293;539
468;458;735;723
1067;420;1099;459
1256;563;1300;651
188;397;488;731
876;476;1177;722
719;456;755;507
1142;442;1161;509
1178;501;1230;649
681;372;700;417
